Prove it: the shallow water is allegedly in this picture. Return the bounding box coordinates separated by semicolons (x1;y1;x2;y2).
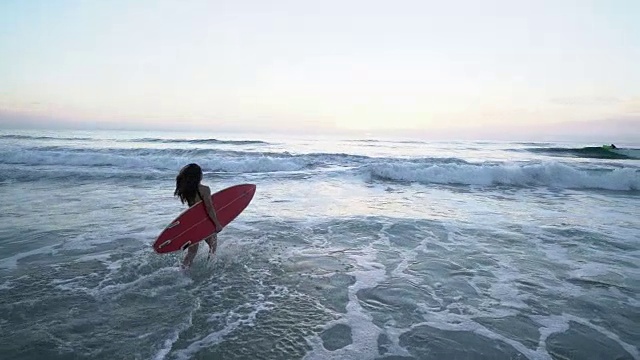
0;130;638;359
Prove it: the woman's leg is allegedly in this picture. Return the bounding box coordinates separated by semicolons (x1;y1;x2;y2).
205;234;218;256
182;242;199;268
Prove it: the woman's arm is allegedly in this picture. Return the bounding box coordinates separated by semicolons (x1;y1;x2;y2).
200;186;223;232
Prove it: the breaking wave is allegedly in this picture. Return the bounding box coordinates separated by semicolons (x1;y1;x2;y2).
1;141;638;191
366;161;640;191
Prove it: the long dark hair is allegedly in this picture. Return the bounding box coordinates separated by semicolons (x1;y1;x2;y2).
174;163;202;205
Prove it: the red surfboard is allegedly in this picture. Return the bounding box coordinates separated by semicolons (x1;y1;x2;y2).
153;184;256;253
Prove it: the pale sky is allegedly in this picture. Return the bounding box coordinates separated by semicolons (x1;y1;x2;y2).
1;0;639;140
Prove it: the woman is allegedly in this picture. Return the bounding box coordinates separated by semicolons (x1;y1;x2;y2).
174;163;223;268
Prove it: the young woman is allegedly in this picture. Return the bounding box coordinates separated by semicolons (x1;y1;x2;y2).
174;163;223;268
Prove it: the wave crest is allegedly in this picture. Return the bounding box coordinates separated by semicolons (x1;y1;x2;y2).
366;162;640;191
0;147;309;173
526;147;639;160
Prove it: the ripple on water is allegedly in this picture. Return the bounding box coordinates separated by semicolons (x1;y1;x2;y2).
399;325;525;359
320;323;353;351
547;321;635;360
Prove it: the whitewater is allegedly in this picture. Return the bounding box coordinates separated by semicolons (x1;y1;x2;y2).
0;129;638;359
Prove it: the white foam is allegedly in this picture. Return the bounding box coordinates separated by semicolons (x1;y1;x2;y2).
303;244;389;360
173;300;276;360
54;277;98;298
73;252;112;263
532;313;640;360
387;223;423;281
0;280;14;290
568;262;614;278
531;314;571;353
409;310;553;360
366;161;640;191
0;244;58;269
153;297;202;360
378;325;416;358
488;263;530;310
97;266;187;299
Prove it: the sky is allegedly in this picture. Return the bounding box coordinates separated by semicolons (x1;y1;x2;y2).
0;0;639;140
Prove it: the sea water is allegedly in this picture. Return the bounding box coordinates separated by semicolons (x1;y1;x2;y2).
0;129;638;360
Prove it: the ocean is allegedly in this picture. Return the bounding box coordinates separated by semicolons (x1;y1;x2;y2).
0;129;638;360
